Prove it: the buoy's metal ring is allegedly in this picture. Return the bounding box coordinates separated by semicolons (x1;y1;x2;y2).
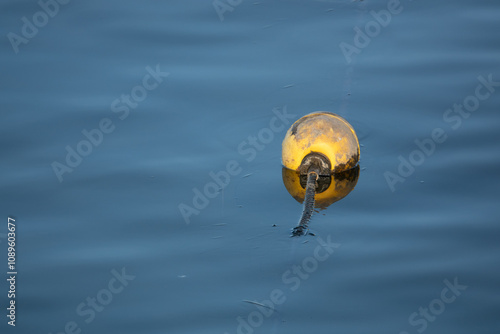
298;152;331;176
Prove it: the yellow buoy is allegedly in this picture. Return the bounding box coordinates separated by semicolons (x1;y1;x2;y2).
282;112;359;174
282;112;360;236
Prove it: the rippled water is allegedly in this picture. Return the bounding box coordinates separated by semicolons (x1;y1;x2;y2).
1;0;499;333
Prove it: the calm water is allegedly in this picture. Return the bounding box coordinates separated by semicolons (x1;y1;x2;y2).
1;0;499;333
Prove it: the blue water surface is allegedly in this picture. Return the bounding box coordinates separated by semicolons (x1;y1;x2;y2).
1;0;499;333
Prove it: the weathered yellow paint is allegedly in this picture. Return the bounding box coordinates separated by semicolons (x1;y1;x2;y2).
282;112;360;173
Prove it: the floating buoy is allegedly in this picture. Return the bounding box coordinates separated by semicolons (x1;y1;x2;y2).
282;112;359;174
281;112;360;236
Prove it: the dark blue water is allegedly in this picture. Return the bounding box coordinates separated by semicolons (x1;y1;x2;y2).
1;0;499;333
